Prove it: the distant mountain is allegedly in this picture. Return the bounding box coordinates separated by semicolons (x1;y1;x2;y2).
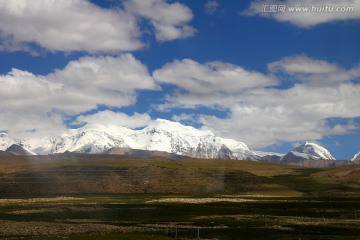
352;152;360;162
5;144;33;156
2;121;354;165
254;151;284;164
105;147;188;160
0;119;258;160
52;129;128;154
282;142;335;162
259;155;282;164
126;119;241;159
293;142;335;160
254;151;285;158
281;142;337;167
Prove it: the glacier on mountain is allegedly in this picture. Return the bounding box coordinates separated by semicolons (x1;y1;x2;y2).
281;141;335;162
292;141;335;160
0;119;258;160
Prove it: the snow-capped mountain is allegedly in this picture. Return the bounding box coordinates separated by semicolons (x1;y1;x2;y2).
254;151;285;158
292;142;335;160
280;142;336;167
255;151;285;164
352;152;360;162
281;141;335;165
52;130;127;154
0;119;258;160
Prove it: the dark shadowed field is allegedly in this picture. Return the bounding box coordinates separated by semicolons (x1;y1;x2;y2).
1;153;360;239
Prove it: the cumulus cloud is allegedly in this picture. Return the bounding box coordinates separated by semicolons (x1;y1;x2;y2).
0;69;56;115
155;56;360;148
153;58;277;94
200;83;360;148
205;1;220;15
244;0;360;28
0;111;67;139
0;0;142;53
123;0;195;41
0;54;157;137
72;111;152;129
0;0;195;53
171;113;200;125
152;58;276;111
48;54;158;113
268;55;360;85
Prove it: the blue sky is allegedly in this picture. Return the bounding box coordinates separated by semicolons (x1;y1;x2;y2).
0;0;359;159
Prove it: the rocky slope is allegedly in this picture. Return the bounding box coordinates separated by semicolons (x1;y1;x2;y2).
5;144;33;156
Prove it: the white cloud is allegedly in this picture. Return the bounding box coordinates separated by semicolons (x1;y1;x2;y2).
0;54;157;137
268;55;360;85
152;58;276;111
123;0;196;41
244;0;360;28
0;0;142;53
0;0;195;53
73;111;152;129
0;69;55;114
171;113;200;125
155;56;360;148
153;58;277;94
205;1;220;15
0;111;67;139
268;55;341;74
45;54;158;113
200;83;360;148
154;91;238;111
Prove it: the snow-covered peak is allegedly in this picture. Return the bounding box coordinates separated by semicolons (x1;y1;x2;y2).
219;138;250;151
53;129;128;154
292;142;335;160
351;152;360;162
254;151;285;157
144;118;214;137
67;123;135;137
0;119;257;160
149;118;183;128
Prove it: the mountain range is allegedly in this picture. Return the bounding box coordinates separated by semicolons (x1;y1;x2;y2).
0;119;358;165
0;119;256;160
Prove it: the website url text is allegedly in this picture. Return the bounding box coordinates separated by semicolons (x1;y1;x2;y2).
262;5;354;13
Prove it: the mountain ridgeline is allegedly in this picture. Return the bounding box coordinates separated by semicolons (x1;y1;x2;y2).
0;119;358;166
0;119;257;160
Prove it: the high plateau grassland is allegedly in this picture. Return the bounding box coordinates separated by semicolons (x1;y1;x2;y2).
1;153;360;239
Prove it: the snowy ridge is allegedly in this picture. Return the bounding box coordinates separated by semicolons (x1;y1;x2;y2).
352;152;360;162
0;119;257;160
254;151;285;158
291;142;335;160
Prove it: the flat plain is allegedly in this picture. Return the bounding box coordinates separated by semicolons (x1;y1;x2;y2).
1;153;360;239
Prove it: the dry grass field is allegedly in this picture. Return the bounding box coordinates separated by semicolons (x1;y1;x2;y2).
1;153;360;239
